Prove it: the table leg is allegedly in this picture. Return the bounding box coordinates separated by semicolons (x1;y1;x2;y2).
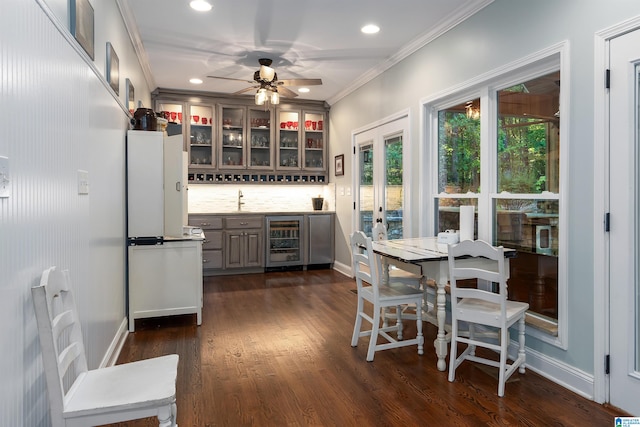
435;280;448;371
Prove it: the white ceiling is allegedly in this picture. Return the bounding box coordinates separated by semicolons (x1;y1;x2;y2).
120;0;493;105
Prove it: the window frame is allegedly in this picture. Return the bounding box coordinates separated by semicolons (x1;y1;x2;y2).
419;43;569;349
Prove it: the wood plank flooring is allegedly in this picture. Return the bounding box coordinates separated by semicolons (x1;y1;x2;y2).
104;269;626;426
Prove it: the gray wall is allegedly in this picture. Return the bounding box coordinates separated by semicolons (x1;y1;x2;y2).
329;0;640;384
0;0;149;425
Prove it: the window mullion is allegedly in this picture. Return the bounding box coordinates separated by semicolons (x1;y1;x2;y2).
478;87;494;241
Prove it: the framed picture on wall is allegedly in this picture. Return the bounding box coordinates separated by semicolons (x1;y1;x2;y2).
125;79;135;114
335;154;344;176
70;0;94;60
106;42;120;95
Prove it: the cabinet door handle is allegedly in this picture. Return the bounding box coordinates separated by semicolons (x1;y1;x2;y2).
240;222;248;225
202;259;209;264
203;239;209;243
200;222;211;227
176;181;181;191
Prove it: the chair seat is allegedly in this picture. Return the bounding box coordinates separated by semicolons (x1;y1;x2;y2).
456;298;529;323
361;281;424;303
64;354;178;418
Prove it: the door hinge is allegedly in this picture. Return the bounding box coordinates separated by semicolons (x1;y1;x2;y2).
605;69;610;89
353;202;356;210
604;212;610;232
605;354;610;375
353;146;356;155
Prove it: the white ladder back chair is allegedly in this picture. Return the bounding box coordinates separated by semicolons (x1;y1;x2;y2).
371;223;426;325
32;266;179;427
447;240;529;397
350;231;424;361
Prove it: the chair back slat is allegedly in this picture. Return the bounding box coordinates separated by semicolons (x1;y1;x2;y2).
32;267;88;425
350;231;380;296
448;240;508;317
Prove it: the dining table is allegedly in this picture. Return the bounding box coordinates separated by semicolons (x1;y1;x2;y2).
371;237;516;371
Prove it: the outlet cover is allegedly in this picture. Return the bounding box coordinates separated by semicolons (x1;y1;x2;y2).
0;156;10;198
77;170;89;195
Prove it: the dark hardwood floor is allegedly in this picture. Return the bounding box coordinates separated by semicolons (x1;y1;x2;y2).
105;269;625;426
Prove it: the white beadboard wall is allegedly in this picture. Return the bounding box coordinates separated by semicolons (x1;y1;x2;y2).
0;1;138;425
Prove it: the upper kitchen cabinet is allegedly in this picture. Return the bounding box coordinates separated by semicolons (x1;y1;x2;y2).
302;111;325;171
152;89;329;184
277;109;327;173
277;110;301;170
189;104;215;168
219;105;246;169
248;108;273;170
156;101;185;138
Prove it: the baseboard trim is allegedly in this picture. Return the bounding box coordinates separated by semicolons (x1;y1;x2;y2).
333;260;352;277
99;317;129;368
511;342;594;400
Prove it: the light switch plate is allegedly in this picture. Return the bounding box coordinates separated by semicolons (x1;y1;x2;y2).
77;170;89;195
0;156;10;198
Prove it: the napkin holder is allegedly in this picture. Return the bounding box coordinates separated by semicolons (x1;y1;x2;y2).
437;230;460;245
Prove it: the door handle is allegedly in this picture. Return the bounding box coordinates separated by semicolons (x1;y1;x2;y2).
176;182;181;191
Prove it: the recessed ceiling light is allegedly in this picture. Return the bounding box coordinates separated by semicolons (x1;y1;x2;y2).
190;1;212;12
189;78;203;84
298;87;310;93
361;24;380;34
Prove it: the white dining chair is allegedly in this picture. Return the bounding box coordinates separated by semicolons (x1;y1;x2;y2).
32;266;179;427
447;240;529;397
371;223;427;325
350;231;424;361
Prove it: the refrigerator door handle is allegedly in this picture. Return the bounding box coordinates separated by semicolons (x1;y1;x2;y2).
176;181;181;192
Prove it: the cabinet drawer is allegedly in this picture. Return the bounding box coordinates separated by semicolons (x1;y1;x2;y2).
189;215;223;229
203;231;223;250
225;216;263;229
202;249;223;269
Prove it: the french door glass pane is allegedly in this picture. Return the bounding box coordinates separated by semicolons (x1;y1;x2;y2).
359;144;374;237
385;136;403;239
437;98;481;193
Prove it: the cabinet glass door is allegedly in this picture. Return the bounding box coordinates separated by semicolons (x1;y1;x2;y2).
156;102;183;137
221;106;245;168
189;105;214;167
303;112;324;170
277;111;300;169
248;108;272;169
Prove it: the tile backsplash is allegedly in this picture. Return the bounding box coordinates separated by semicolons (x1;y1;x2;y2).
188;184;335;213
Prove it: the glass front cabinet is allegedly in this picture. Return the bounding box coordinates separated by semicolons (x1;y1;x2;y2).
154;93;328;183
189;104;214;168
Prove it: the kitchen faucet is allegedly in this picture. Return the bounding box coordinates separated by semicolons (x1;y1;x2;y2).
237;189;244;211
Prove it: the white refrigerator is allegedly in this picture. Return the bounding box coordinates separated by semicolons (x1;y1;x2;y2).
126;130;203;332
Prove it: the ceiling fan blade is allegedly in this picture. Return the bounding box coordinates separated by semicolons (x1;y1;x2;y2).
207;76;255;84
278;79;323;87
277;86;298;98
232;86;259;95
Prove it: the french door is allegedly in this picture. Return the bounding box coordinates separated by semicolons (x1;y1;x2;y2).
354;116;409;238
609;28;640;415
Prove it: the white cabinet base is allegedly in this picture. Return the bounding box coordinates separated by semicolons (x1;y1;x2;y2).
128;240;203;331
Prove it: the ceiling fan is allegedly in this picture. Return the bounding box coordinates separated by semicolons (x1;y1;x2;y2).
207;58;322;102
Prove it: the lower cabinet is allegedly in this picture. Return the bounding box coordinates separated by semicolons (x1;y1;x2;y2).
225;228;263;268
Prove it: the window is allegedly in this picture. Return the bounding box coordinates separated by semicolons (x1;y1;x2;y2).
429;64;563;343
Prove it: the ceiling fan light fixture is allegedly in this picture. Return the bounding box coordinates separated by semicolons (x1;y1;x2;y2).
255;88;267;105
361;24;380;34
190;0;212;12
259;65;276;82
270;89;280;105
